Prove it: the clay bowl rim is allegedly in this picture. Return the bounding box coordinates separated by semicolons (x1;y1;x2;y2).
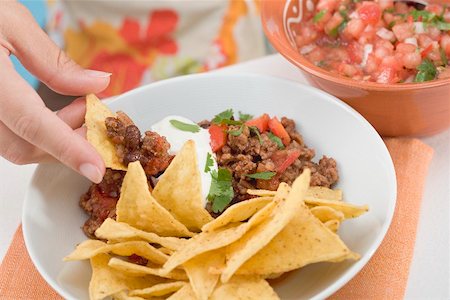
261;2;450;92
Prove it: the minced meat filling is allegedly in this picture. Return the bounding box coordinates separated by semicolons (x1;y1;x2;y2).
105;112;173;176
215;117;338;202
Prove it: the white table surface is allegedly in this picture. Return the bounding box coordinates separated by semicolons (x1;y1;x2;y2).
1;54;449;299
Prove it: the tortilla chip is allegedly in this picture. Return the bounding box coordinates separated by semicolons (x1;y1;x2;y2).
108;257;187;281
201;197;272;232
306;186;342;201
235;200;356;275
220;169;311;283
85;94;126;171
246;189;276;197
324;219;340;233
112;291;146;300
129;282;187;297
305;198;369;218
161;187;284;274
89;254;161;300
166;284;197;300
310;206;345;222
183;249;225;300
153;140;212;231
116;161;193;237
210;276;279;300
64;240;168;265
95;218;185;251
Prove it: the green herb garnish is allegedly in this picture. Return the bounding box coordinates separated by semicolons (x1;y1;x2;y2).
208;168;234;213
313;9;327;23
338;20;348;33
245;172;277;180
414;59;437;82
204;152;214;173
384;7;395;14
169;120;200;133
410;9;435;22
433;20;450;31
212;109;234;124
267;132;285;149
388;21;396;29
249;126;263;145
228;125;245;136
238;112;253;122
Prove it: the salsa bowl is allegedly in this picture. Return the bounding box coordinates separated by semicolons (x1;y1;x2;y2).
261;0;450;137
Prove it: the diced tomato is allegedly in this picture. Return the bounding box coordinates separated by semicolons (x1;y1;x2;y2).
271;150;301;174
376;67;397;83
402;52;422;69
421;44;433;58
358;2;382;25
347;42;363;64
441;35;450;56
245;113;270;133
208;124;227;152
392;23;414;41
406;15;413;24
268;117;291;146
343;19;365;39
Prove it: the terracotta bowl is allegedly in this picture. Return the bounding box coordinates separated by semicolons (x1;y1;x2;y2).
261;0;450;137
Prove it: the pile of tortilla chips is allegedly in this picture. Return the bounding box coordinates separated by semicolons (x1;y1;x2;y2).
65;95;369;300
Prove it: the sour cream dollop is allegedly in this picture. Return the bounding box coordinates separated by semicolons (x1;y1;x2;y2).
151;116;218;206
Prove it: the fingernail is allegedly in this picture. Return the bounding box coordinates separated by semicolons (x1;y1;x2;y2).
84;69;112;78
79;163;103;183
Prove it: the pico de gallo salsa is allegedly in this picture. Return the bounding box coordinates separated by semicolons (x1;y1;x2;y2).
295;0;450;83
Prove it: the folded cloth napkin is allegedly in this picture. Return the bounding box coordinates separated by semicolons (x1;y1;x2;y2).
0;138;433;300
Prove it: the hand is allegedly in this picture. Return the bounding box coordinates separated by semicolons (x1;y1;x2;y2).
0;1;110;183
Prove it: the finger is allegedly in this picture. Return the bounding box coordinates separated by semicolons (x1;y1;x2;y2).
0;55;105;183
56;97;86;129
1;2;110;96
0;121;51;164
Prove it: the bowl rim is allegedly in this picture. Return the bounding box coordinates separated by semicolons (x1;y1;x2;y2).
261;1;450;91
22;72;397;300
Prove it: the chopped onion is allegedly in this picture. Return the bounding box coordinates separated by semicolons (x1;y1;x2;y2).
414;22;425;34
300;44;316;55
349;11;359;19
361;44;373;67
404;75;415;83
404;37;418;47
376;28;395;41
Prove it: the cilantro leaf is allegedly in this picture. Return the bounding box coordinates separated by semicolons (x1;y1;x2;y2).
433;20;450;31
267;132;285;149
414;59;437;82
238;111;253;122
204;152;214;173
410;9;435;22
245;172;277;180
249;126;263;145
228;125;245;136
170;120;200;133
212;109;234;124
313;9;327;23
208;168;234;213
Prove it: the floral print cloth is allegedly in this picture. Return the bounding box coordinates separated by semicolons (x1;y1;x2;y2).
47;0;266;97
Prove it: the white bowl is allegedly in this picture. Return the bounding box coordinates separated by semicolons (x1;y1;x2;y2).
23;73;396;300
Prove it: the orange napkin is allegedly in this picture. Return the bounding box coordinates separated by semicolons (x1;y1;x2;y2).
0;138;433;300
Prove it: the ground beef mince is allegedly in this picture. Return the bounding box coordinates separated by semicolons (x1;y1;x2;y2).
105;112;173;176
80;112;174;238
216;117;339;203
80;169;125;238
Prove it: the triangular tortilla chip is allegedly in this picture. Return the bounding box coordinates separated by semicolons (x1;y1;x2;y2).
89;254;161;300
85;94;126;171
153;140;212;231
183;249;225;300
116;161;193;237
64;239;168;265
235;201;356;275
129;281;187;298
220;169;311;283
167;284;197;299
210;276;279;300
95;218;186;251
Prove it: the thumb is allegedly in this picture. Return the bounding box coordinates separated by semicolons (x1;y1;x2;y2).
3;2;110;96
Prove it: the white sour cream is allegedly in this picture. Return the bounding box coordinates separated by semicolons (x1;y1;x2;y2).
151;116;217;206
